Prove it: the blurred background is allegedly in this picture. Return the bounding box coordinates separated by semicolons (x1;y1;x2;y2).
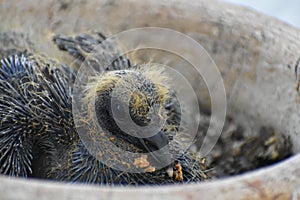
223;0;300;29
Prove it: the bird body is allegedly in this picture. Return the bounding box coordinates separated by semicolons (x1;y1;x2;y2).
0;32;207;185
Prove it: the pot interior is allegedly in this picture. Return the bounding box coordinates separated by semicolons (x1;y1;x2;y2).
0;0;300;183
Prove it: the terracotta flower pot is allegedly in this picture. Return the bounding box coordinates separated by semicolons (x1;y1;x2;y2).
1;0;300;199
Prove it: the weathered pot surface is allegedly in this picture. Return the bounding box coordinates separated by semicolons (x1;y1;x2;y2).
1;0;300;199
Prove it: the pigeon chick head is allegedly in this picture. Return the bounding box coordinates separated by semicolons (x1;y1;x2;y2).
88;66;170;129
85;65;175;171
